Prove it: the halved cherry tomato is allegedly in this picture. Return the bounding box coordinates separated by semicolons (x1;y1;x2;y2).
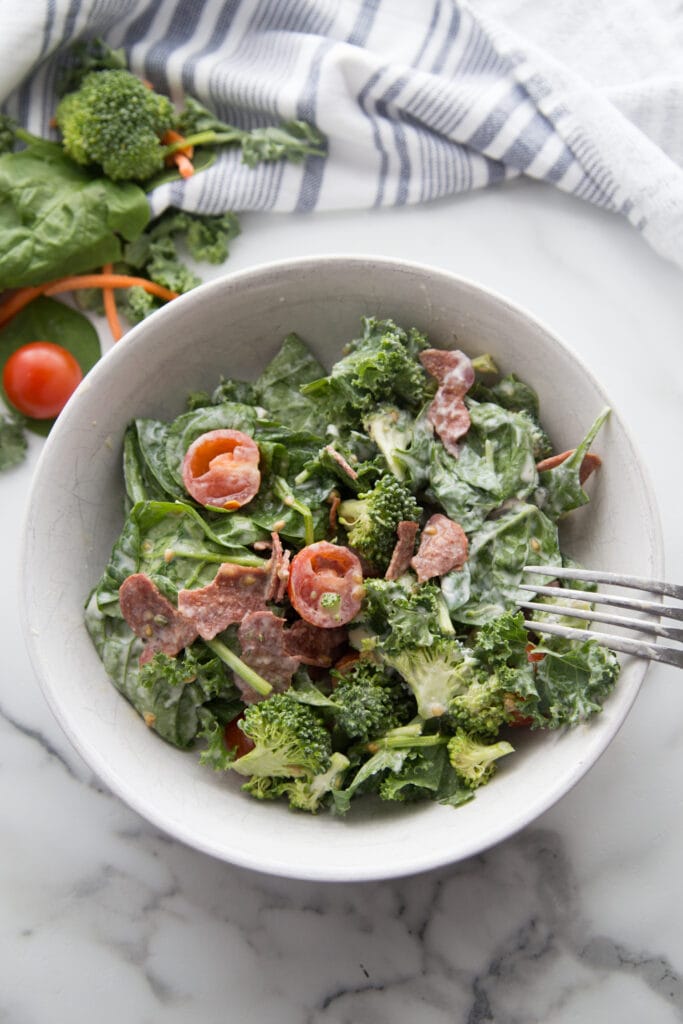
288;541;364;629
182;429;260;509
3;341;83;419
503;692;535;728
525;642;545;664
224;714;255;759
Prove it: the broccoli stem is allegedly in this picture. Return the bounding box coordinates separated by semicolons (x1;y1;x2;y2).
366;734;449;753
162;129;244;156
14;125;50;148
273;477;314;546
205;638;273;697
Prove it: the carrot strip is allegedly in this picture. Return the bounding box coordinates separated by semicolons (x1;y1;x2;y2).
101;263;123;343
0;286;45;327
162;129;194;158
161;129;195;178
43;275;179;301
174;153;195;179
0;274;179;329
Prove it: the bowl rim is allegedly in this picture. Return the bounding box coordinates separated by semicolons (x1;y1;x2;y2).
20;254;665;881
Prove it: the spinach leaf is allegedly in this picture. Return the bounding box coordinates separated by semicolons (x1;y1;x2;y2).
123;425;168;505
536;408;610;520
0;297;101;435
94;499;266;612
447;503;561;625
427;401;539;533
0;143;149;288
133;418;185;499
254;333;329;433
86;592;240;749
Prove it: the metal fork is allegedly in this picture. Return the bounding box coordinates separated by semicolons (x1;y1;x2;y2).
519;565;683;668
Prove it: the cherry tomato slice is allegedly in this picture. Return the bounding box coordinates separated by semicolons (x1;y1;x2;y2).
288;541;364;629
3;341;83;419
224;714;255;759
182;429;261;509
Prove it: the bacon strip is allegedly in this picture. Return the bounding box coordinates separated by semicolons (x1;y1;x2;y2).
265;532;291;603
283;620;348;667
419;348;475;457
118;573;198;665
411;513;469;584
385;520;420;581
177;563;270;640
324;445;358;481
536;449;602;485
236;611;300;702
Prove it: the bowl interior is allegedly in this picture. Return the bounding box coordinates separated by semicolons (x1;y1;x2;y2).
21;257;662;881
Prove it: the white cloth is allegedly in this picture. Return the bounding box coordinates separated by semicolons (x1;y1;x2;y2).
1;0;682;269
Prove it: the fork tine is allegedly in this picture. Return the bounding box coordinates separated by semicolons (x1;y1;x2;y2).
518;583;683;622
523;619;683;669
519;601;683;642
523;565;683;600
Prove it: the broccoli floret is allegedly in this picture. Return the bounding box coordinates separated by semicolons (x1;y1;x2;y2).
300;317;433;426
338;473;421;572
56;69;174;181
382;636;473;720
447;729;514;789
448;677;510;739
447;612;542;733
284;753;351;813
230;693;331;781
363;405;415;482
330;659;415;742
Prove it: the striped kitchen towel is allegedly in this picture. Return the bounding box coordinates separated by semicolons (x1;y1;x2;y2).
1;0;682;269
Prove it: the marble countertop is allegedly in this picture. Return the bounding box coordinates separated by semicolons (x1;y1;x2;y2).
2;179;683;1023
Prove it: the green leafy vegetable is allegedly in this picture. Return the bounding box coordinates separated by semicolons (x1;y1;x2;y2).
0;142;149;288
537;408;610;520
338;473;422;572
84;318;620;818
0;409;27;469
174;97;326;166
533;636;620;727
443;502;561;625
300;317;433;427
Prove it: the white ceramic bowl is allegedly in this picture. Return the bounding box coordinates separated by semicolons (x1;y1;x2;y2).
21;256;662;881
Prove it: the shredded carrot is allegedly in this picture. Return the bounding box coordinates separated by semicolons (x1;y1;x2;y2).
101;263;123;342
0;274;179;329
161;129;195;178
